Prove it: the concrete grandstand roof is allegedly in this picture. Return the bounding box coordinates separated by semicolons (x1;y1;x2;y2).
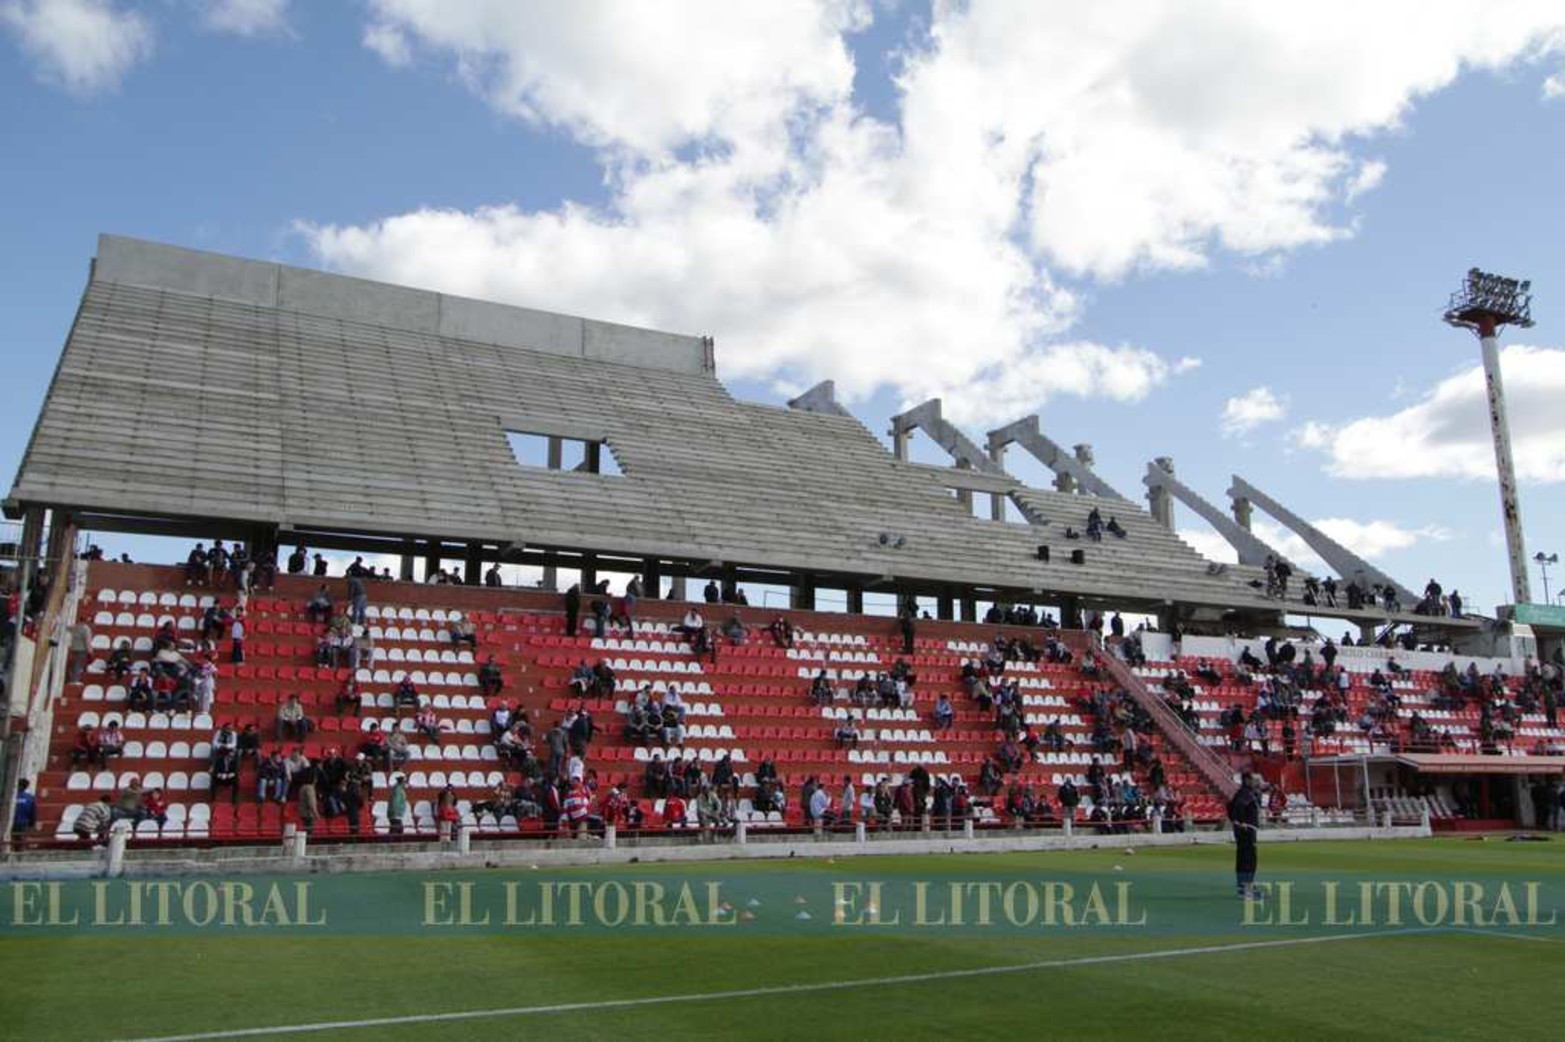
7;236;1453;624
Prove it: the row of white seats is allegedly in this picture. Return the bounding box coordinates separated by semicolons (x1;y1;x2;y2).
848;749;950;765
96;590;216;608
819;706;925;723
356;713;492;735
75;711;215;731
789;648;884;664
364;606;466;623
614;678;715;696
602;658;703;675
1021;712;1085;727
359;692;489;711
795;632;869;648
69;770;212;790
373;647;477;665
377;769;507;789
75;740;214;760
355;668;479;688
633;746;748;763
613;699;723;718
90;615;199;635
56;802;212;838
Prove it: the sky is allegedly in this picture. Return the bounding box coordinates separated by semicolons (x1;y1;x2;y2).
3;1;1565;615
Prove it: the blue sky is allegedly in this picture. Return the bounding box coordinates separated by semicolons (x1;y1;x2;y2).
3;1;1565;614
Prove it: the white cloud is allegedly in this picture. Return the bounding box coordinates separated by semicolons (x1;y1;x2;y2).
1294;344;1565;482
1178;517;1448;569
200;0;290;37
362;20;410;67
1345;159;1387;202
1;0;152;94
1545;72;1565;99
306;3;1565;423
1221;386;1287;437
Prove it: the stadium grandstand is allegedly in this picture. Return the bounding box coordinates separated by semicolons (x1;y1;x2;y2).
1;235;1561;857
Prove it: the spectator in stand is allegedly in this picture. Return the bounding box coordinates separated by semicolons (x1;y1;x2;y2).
294;757;319;834
478;656;504;698
74;796;112;844
450;617;478;650
12;779;37;840
287;546;307;575
393;676;421;716
1450;590;1464;617
484;563;502;588
563;583;581;638
276;694;311;742
106;640;133;683
934;693;954;731
67;620;93;684
677;607;705;642
768;615;795;648
898;608;916;655
703;580;720;604
207;541;231;588
306;586;332;624
834;715;860;749
184;543;209;585
258;750;288;803
347;573;368;626
723;613;748;646
415;704;442;744
229;611;246;664
95;721;125;766
211;747;240;805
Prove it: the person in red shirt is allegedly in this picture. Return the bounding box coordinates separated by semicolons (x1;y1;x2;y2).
142;787;168;828
663;793;687;827
70;726;96;766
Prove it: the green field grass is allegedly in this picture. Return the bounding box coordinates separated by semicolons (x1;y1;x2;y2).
1;837;1561;1041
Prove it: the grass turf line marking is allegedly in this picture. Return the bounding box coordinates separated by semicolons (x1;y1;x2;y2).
1448;927;1559;944
112;930;1434;1042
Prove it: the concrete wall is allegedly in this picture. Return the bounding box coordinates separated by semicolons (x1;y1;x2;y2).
92;234;708;375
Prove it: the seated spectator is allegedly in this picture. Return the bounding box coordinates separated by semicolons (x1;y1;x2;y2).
449;618;478;650
835;715;860;748
236;722;261;762
305;585;332;624
385;728;411;771
569;660;594;696
74;796;113;844
934;693;954;730
810;669;832;706
478;656;504;698
258;750;289;803
106;641;133;682
211;747;240;805
415;705;443;743
393;676;421;715
277;694;312;742
722;613;748;646
96;721;125;766
335;677;361;718
126;672;156;712
768;615;795;648
1106;517;1127;539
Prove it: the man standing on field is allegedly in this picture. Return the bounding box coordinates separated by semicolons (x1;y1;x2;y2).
1228;771;1263;899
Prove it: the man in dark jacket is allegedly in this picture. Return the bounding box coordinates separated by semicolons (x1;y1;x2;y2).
563;584;581;638
1228;772;1263;898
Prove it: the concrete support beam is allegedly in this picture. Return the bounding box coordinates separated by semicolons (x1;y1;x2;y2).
937;591;954;621
399;540;416;582
889;399;1008;476
986;415;1126;500
641;559;662;600
960;596;976;623
463;543;482;586
786;380;854;418
1147;456;1175;531
1229;475;1417;604
1143;460;1280;568
846;585;865;615
792;573;817;611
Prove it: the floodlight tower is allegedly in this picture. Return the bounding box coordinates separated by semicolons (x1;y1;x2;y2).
1442;268;1536;605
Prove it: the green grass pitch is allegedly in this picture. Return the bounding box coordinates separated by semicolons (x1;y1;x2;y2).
1;837;1560;1041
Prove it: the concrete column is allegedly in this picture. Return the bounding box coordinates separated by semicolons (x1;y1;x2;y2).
959;596;976;623
937;592;954;621
423;542;441;581
585;441;602;474
17;506;43;585
668;576;688;601
855;821;866;844
891;427;910;461
846;585;864;615
462;543;482;586
457;823;473;853
641;559;662;600
1053;471;1077;494
399;540;416;582
106;821;129;876
604;824;617;850
580;553;597;591
955;487;973;513
1478;332;1532;604
546;436;563;470
44;508;74;569
1232;497;1254;532
991;492;1005;522
735;820;748;845
1148;456;1175;531
791;573;817;611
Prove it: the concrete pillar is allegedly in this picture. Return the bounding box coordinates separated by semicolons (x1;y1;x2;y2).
1478;331;1532;604
1232;496;1254;532
547;436;563;470
642;559;662;600
580;553;598;591
457;823;473;853
962;818;975;840
846;585;864;615
855;821;866;844
1148;457;1175;531
463;543;482;586
890;426;910;461
106;821;129;876
290;829;307;861
668;576;688;601
991;492;1005;522
1063;815;1073;838
44;508;74;569
399;540;416;582
17;506;43;585
585;441;602;474
960;596;976;623
423;542;441;581
937;592;954;621
604;824;617;850
735;820;748;845
1053;471;1077;494
281;822;296;855
792;574;817;611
